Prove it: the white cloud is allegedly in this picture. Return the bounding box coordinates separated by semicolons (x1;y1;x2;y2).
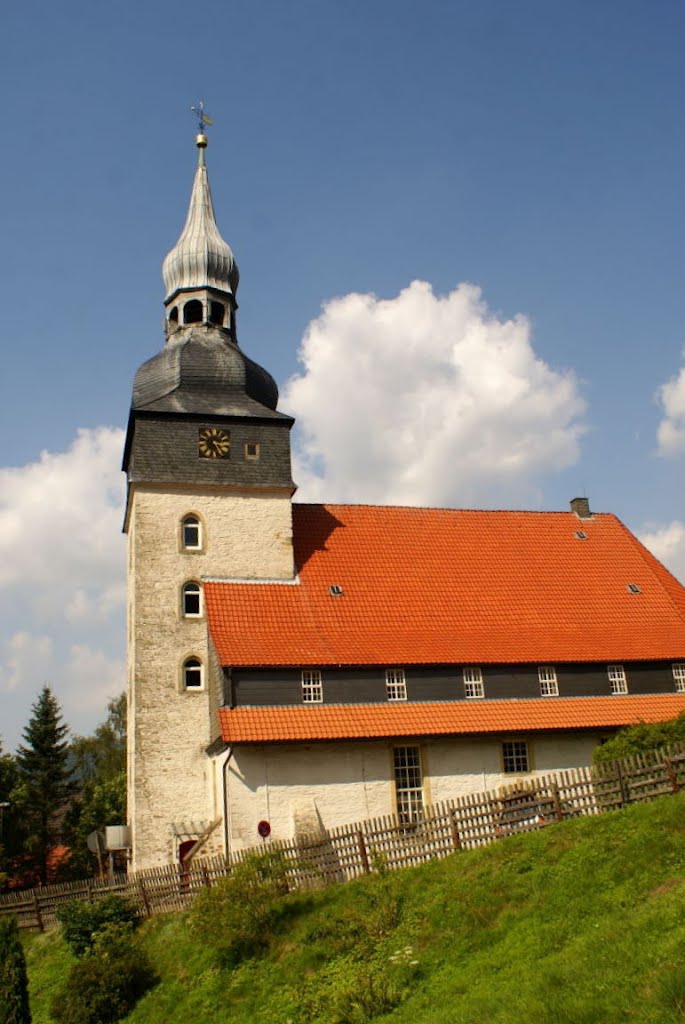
639;521;685;585
0;631;53;693
0;427;126;747
284;281;586;507
657;355;685;456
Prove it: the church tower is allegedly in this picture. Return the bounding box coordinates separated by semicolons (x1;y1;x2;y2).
123;126;296;871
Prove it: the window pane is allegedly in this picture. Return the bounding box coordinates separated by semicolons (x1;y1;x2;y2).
393;746;423;825
386;668;407;701
502;741;529;773
184;658;202;689
302;669;323;703
183;584;201;616
183;517;200;549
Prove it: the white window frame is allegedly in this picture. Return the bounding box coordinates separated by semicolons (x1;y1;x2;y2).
181;581;202;618
502;740;530;774
608;664;628;695
385;668;407;702
393;746;424;825
181;515;202;551
673;664;685;693
182;657;204;691
538;665;559;697
301;669;323;703
463;666;484;699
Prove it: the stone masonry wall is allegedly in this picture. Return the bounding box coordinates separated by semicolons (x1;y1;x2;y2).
127;485;294;870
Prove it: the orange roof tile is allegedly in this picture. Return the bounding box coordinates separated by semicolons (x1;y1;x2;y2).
205;504;685;667
218;694;685;744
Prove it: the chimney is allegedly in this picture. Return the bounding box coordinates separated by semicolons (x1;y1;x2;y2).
570;496;592;519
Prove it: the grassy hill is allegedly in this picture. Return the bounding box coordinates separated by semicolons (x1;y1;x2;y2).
24;792;685;1023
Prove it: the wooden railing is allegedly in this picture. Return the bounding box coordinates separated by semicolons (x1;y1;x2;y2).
3;744;684;930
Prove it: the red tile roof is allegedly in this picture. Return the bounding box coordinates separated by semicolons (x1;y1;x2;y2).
218;694;685;744
205;504;685;666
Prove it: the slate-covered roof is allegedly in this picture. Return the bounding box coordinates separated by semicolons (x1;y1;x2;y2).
217;694;685;744
205;504;685;666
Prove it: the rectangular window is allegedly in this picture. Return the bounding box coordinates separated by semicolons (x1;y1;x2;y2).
538;666;559;697
674;664;685;693
463;666;484;699
301;669;323;703
502;740;530;774
244;441;260;460
393;746;423;824
608;664;628;694
385;668;407;701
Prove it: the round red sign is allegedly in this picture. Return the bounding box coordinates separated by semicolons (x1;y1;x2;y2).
257;819;271;838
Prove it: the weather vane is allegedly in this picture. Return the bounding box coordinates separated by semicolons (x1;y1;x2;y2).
191;101;214;134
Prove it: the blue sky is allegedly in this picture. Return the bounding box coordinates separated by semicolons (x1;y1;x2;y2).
1;0;685;749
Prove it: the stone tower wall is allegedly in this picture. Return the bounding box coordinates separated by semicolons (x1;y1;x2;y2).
127;485;294;870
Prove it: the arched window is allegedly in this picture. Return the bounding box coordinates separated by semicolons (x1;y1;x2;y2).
183;299;203;324
181;515;201;550
169;306;179;323
182;581;202;617
183;657;203;690
209;301;225;325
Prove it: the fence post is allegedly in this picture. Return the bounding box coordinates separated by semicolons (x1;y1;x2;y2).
33;891;44;933
138;881;152;917
664;757;681;794
449;809;462;850
615;760;628;807
356;831;371;874
201;863;211;888
551;783;564;822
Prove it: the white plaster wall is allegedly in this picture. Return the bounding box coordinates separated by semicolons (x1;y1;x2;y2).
225;732;604;851
127;486;294;870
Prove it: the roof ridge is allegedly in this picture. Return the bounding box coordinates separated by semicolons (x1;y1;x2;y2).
293;502;611;516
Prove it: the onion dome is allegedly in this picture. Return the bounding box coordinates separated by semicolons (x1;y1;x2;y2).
162;140;239;302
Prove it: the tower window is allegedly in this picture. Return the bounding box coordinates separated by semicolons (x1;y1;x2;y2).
608;664;628;694
169;306;179;323
182;515;202;550
209;301;225;325
183;657;203;690
463;667;484;699
244;441;260;460
182;581;202;617
386;668;407;701
301;669;323;703
183;299;203;324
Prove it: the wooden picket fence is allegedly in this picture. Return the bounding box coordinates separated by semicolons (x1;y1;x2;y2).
3;743;685;931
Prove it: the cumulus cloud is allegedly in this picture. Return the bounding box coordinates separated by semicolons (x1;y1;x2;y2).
284;281;586;507
0;427;126;748
640;521;685;585
657;355;685;456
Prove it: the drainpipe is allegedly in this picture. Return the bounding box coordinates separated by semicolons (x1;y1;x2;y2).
222;746;234;857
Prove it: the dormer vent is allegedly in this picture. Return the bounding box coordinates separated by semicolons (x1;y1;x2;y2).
329;585;344;597
575;530;588;540
627;584;641;594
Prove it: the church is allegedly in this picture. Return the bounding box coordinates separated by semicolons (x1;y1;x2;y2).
124;128;685;871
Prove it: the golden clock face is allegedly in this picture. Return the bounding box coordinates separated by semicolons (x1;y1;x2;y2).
198;427;231;459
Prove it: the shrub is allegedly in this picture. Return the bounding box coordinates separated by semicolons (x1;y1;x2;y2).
0;915;31;1024
593;713;685;766
50;923;156;1024
56;894;139;957
191;850;290;966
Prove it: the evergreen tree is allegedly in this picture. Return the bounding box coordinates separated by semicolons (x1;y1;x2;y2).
0;915;31;1024
16;687;75;884
0;741;21;888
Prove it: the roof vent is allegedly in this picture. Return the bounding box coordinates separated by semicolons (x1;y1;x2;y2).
575;530;589;540
570;496;592;519
329;585;344;597
627;583;641;594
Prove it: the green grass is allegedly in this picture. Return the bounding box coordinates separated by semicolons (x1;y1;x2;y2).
23;793;685;1023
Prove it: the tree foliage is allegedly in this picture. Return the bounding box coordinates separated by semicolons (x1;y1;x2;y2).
64;695;126;877
0;915;31;1024
593;712;685;765
56;894;139;957
15;686;75;884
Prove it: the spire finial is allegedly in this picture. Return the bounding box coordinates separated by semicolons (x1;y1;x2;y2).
191;101;213;161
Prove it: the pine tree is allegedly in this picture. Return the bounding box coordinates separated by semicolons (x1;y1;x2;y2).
0;915;31;1024
16;687;75;884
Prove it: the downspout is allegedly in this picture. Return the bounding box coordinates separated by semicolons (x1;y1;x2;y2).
223;747;234;857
